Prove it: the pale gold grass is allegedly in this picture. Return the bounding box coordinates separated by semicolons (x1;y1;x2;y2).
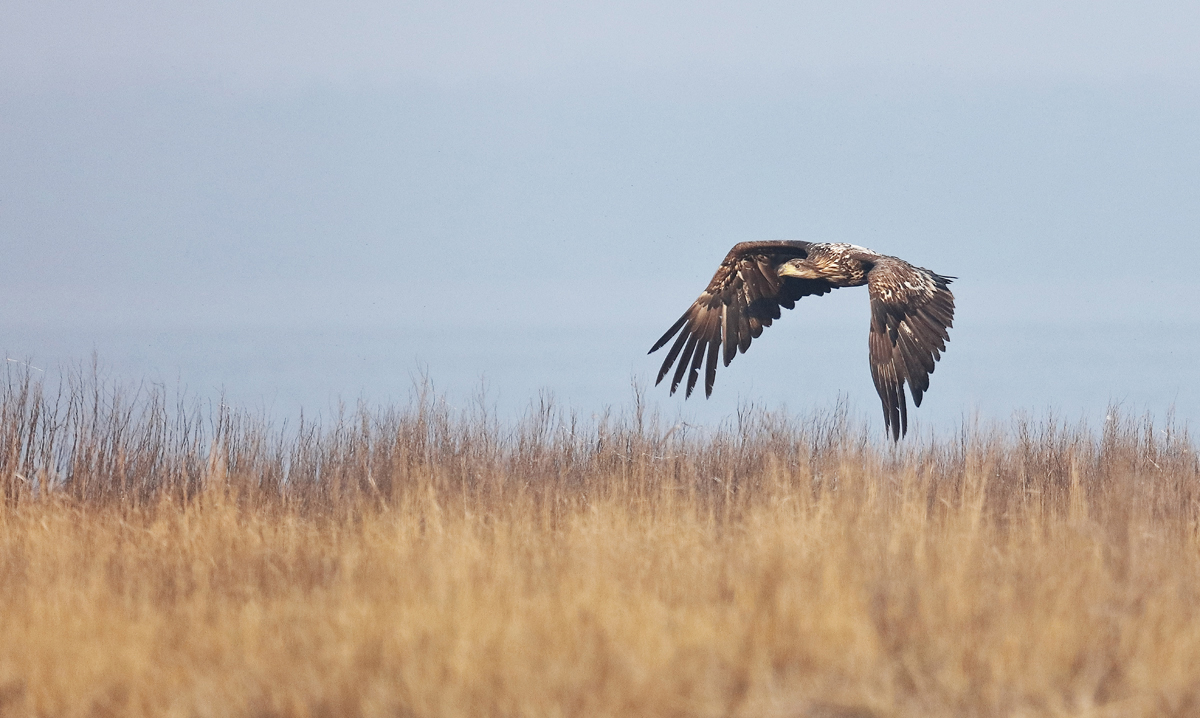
1;368;1199;717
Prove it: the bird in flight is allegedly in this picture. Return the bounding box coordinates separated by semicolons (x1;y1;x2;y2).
649;241;955;440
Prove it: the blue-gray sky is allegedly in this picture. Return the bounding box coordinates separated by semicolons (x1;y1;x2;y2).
1;1;1197;431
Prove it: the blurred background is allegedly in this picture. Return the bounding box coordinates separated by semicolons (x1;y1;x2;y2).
1;1;1197;434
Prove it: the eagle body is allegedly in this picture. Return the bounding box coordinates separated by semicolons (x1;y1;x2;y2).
648;240;955;440
781;242;874;286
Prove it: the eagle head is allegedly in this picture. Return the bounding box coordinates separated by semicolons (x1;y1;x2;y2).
777;259;822;280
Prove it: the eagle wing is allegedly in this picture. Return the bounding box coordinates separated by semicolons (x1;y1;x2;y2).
649;241;838;398
865;257;955;440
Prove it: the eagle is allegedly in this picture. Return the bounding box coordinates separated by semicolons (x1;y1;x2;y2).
649;241;955;440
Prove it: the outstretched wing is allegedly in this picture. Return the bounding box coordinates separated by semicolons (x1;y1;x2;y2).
649;241;837;398
865;257;955;440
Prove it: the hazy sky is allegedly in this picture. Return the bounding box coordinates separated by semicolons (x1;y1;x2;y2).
1;2;1197;430
5;1;1199;88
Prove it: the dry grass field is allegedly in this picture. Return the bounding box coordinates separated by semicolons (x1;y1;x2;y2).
1;367;1199;718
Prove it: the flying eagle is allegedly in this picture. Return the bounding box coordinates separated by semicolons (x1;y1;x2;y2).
649;241;955;440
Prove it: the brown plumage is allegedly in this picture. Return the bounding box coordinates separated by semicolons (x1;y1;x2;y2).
648;241;955;440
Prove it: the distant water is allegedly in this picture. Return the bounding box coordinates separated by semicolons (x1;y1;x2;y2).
2;319;1196;436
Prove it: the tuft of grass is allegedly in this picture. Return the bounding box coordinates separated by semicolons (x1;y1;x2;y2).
1;365;1199;717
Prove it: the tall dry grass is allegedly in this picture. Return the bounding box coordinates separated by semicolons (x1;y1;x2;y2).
1;364;1198;717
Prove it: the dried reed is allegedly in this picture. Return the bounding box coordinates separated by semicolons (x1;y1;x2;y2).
1;363;1197;717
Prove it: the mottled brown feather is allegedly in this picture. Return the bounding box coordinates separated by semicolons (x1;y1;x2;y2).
865;257;955;440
